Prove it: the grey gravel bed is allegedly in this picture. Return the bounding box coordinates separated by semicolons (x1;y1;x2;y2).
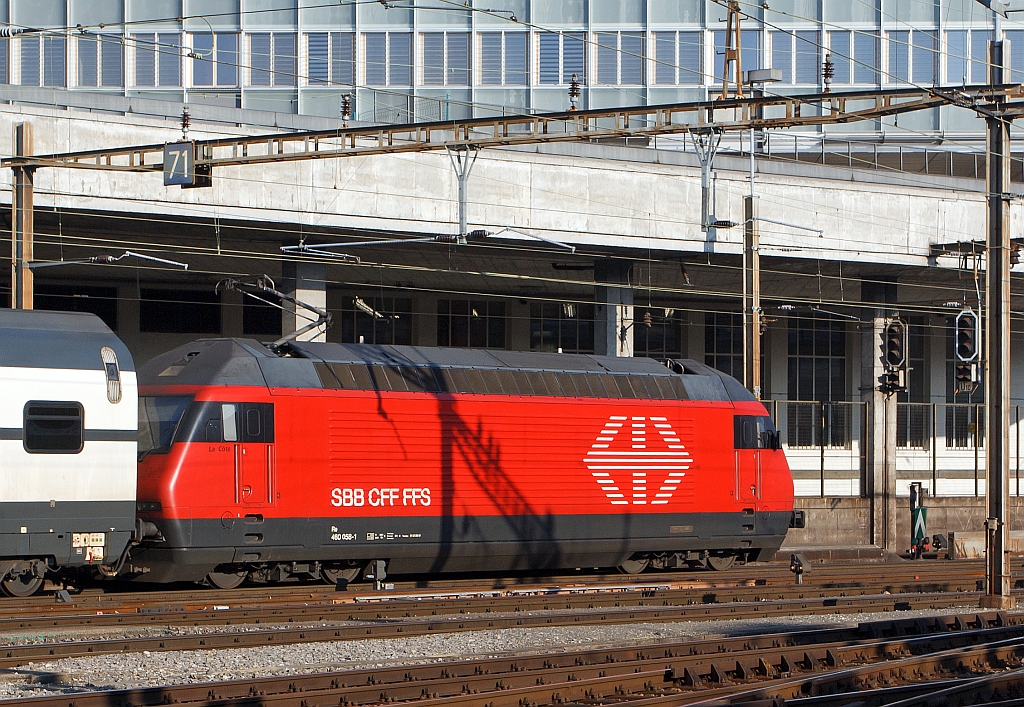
0;606;986;700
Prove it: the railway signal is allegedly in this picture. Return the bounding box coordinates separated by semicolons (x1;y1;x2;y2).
954;309;980;395
881;319;907;394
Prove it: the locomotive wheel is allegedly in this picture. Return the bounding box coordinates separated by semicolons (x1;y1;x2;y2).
206;568;247;589
705;554;737;571
617;557;650;574
1;570;44;597
321;566;361;585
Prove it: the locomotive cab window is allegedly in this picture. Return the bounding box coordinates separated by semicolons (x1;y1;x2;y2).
24;402;84;454
139;395;194;458
734;415;780;450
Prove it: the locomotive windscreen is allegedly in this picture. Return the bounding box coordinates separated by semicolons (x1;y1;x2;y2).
139;395;194;459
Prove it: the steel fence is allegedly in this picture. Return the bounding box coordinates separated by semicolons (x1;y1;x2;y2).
768;400;1023;498
766;400;866;498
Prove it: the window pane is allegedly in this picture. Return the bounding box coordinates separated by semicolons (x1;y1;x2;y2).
79;36;97;87
100;36;123;87
480;32;501;84
563;32;585;83
888;30;908;83
274;33;296;86
539;32;559;84
0;38;8;83
912;29;936;84
971;30;992;83
24;403;83;453
158;33;180;86
771;30;791;83
853;31;877;83
830;31;850;83
504;32;527;84
134;34;155;86
447;32;469;85
250;33;271;85
795;31;818;83
43;36;65;87
389;32;411;86
655;32;675;84
21;36;39;86
1006;30;1024;83
620;32;643;84
947;30;967;85
741;29;760;74
308;32;328;85
679;31;700;84
365;32;386;84
713;31;725;85
216;33;237;86
192;33;213;85
222;404;238;442
596;32;616;84
331;32;354;85
422;32;443;85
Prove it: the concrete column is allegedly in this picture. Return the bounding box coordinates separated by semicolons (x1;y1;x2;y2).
768;320;788;400
594;259;633;357
415;293;439;346
221;289;244;337
281;262;327;343
862;278;898;551
116;283;141;360
505;299;531;351
685;310;704;361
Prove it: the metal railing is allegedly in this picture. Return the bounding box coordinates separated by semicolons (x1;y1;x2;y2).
768;400;1023;499
766;400;866;498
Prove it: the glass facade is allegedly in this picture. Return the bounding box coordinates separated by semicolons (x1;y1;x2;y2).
0;0;995;135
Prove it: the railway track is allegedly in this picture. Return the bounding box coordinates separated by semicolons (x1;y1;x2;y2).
6;611;1022;707
0;559;998;622
0;589;989;668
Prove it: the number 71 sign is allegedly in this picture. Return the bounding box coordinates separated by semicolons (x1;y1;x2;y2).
163;142;195;186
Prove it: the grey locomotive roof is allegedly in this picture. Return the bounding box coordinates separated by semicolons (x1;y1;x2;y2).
139;337;754;403
0;309;134;372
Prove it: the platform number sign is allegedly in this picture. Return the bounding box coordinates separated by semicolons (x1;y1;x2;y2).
163;142;195;186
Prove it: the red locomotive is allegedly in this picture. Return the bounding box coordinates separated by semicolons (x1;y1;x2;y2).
133;338;797;588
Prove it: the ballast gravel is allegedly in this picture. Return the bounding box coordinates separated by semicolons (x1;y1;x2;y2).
0;606;983;699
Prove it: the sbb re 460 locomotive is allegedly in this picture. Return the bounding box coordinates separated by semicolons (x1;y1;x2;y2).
132;337;798;589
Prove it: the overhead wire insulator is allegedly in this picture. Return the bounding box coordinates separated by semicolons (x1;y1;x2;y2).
341;93;352;126
0;27;39;37
821;54;835;93
568;73;581;111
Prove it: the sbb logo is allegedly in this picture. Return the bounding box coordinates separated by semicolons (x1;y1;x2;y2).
584;415;692;506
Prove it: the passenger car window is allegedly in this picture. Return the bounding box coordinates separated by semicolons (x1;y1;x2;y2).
24;402;84;454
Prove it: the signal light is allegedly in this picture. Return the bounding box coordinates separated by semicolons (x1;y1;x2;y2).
955;309;979;363
884;320;906;370
955;362;978;395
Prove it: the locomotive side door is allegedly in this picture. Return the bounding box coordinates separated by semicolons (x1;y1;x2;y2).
224;403;275;507
733;416;761;505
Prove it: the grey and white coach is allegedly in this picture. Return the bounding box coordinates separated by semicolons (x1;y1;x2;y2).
0;310;137;596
